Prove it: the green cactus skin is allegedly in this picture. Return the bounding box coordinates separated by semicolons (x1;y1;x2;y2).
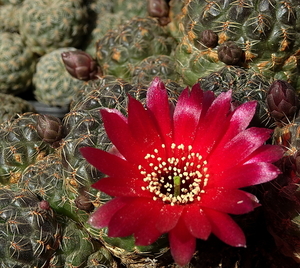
0;113;54;185
0;4;20;32
173;0;300;87
19;0;89;56
95;17;177;81
131;55;181;86
198;65;273;128
33;47;86;107
0;187;60;268
49;218;107;268
0;93;36;125
0;32;37;95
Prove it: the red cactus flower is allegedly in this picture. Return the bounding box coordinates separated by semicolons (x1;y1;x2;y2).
81;77;283;266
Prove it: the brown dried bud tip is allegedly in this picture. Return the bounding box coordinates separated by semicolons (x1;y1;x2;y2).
199;30;218;48
266;80;299;123
147;0;170;26
61;50;103;81
217;41;244;65
75;194;94;212
37;114;63;146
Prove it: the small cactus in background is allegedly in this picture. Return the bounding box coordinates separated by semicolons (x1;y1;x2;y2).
33;47;86;107
0;4;21;32
0;32;37;95
0;93;36;124
0;0;24;4
19;0;89;56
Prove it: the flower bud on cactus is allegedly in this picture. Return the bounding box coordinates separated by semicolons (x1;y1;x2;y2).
266;80;299;125
147;0;170;26
75;194;94;213
36;114;63;147
61;50;103;81
198;29;219;49
217;41;244;65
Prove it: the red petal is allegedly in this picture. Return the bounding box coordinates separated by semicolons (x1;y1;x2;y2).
146;77;173;148
88;197;128;229
127;95;162;151
193;90;232;158
108;197;155;237
203;208;246;247
208;127;274;170
169;216;196;267
156;204;184;233
173;84;203;145
200;188;260;214
183;205;211;240
134;221;162;246
100;108;146;163
244;144;284;164
214;101;257;149
92;176;151;198
201;90;215;116
80;147;139;178
209;162;281;189
134;201;163;246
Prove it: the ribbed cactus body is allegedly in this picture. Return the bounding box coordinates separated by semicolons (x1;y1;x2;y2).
33;48;85;107
0;113;54;185
0;188;60;268
19;0;89;55
173;0;300;87
0;32;37;95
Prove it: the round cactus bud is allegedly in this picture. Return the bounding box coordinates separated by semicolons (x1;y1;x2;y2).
75;194;94;213
147;0;170;26
217;41;244;65
198;29;219;49
36;114;63;147
39;200;51;210
147;0;169;17
266;80;299;124
61;50;103;81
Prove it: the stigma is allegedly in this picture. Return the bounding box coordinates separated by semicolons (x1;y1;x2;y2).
140;143;209;206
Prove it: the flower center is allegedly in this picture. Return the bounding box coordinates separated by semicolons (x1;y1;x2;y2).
139;143;210;206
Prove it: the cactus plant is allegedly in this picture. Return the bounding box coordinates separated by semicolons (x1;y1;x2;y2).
173;0;300;87
0;32;37;95
0;113;54;185
19;0;89;55
33;47;86;107
95;17;177;80
0;93;36;125
0;187;60;268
